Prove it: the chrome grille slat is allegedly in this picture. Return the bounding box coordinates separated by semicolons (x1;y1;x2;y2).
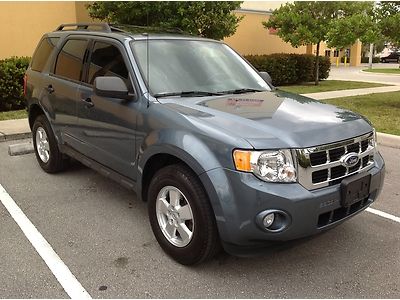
295;132;375;190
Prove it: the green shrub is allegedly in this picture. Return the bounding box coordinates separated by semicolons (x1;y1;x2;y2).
361;56;380;63
0;56;31;112
244;54;331;86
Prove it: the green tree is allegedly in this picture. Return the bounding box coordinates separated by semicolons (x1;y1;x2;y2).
326;2;378;48
264;2;376;85
377;1;400;46
87;1;243;40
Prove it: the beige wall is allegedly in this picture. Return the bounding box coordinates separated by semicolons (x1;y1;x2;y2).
0;2;361;65
307;41;362;66
224;11;306;56
0;1;92;59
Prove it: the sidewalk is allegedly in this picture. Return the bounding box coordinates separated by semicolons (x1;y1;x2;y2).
0;118;31;142
302;85;400;100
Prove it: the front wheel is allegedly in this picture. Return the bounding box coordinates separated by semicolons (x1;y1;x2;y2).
148;164;220;265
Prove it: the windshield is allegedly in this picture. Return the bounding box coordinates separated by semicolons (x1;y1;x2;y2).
130;39;271;96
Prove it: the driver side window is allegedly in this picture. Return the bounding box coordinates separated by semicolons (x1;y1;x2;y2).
88;42;130;86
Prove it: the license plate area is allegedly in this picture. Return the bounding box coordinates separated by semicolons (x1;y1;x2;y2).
340;173;371;207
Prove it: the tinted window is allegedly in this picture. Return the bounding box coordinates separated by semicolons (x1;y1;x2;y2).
88;42;129;85
55;39;88;81
31;37;59;72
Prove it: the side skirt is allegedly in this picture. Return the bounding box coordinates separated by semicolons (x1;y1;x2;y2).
59;144;138;192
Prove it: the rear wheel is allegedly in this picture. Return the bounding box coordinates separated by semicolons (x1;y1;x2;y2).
148;164;220;265
32;115;67;173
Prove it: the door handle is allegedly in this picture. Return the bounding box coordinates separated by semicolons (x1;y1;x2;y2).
46;85;54;94
82;97;94;108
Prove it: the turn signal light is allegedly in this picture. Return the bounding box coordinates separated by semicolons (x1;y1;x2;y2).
233;150;251;172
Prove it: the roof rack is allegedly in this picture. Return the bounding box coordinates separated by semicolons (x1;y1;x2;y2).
55;23;126;33
55;23;189;36
111;24;186;35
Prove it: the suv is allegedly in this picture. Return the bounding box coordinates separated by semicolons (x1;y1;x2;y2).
380;50;400;63
25;23;385;265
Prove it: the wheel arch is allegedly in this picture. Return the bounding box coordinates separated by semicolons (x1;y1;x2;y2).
139;149;209;203
28;103;46;129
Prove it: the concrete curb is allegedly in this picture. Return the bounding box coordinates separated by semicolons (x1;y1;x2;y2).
377;132;400;149
0;132;31;142
360;69;400;76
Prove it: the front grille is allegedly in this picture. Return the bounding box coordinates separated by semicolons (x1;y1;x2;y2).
317;196;370;228
296;132;375;190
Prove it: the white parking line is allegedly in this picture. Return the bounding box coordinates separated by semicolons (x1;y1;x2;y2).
0;184;92;299
366;207;400;223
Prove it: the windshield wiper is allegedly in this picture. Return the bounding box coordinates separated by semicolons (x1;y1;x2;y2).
219;88;265;95
154;91;224;98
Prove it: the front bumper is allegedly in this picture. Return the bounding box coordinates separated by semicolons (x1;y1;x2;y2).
200;152;385;256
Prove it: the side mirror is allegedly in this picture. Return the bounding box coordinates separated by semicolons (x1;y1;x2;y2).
94;76;134;101
259;71;273;85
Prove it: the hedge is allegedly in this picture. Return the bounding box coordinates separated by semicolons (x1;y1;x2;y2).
0;56;30;112
244;54;331;86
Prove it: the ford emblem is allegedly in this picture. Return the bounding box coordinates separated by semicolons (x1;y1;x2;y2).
340;152;360;167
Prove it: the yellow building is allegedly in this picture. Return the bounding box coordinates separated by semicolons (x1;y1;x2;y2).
0;1;362;66
224;7;362;66
0;1;91;59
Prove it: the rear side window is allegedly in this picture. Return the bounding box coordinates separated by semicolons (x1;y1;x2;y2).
31;37;59;72
55;39;88;82
88;42;129;85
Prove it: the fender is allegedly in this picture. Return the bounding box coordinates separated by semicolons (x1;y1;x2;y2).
136;129;223;200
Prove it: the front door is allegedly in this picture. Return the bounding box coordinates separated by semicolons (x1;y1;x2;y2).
76;39;138;179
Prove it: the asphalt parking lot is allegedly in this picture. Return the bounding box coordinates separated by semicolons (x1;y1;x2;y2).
0;139;399;298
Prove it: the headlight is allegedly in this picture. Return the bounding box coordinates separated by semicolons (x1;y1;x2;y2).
233;149;297;182
370;128;378;151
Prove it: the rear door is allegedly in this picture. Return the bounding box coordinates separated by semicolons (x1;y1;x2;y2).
47;37;90;145
75;38;138;178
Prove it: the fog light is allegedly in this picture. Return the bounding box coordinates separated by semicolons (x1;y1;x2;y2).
263;213;275;228
256;209;291;232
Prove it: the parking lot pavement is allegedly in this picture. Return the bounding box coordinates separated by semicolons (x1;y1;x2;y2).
329;64;400;85
0;199;66;298
0;139;399;298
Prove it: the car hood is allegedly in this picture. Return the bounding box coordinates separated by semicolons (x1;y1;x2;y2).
158;90;372;149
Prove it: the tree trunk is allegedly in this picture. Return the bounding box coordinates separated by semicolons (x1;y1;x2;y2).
368;43;374;69
315;42;320;86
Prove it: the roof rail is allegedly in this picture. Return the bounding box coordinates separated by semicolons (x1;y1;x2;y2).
55;23;126;33
111;24;187;35
54;23;189;36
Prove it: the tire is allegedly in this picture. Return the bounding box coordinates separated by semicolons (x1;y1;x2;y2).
32;114;67;173
148;164;220;265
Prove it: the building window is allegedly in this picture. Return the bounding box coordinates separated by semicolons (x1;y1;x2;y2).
333;50;339;57
325;50;331;57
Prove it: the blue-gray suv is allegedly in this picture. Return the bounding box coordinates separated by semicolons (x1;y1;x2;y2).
25;23;385;265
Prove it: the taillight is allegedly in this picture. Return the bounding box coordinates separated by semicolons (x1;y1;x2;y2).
23;74;27;97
